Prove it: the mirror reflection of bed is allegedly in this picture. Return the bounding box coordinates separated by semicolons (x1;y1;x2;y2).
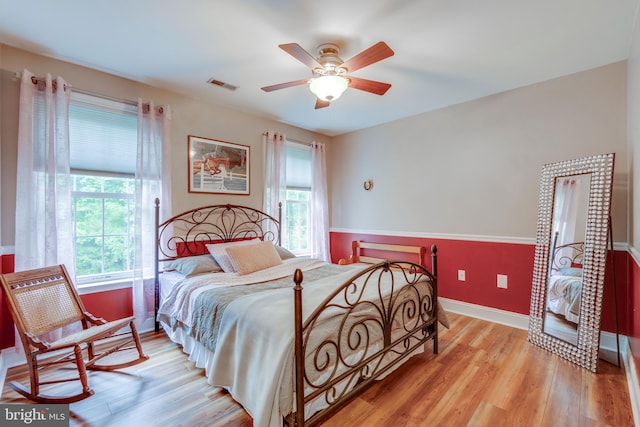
542;173;590;346
544;237;585;345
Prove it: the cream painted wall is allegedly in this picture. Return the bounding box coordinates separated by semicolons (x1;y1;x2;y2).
0;45;630;245
626;2;640;387
0;45;329;248
330;62;628;242
629;10;640;252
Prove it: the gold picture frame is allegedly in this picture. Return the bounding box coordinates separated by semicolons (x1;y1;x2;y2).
188;135;250;195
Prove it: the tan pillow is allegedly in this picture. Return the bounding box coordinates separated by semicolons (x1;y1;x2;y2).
206;238;260;272
226;241;283;275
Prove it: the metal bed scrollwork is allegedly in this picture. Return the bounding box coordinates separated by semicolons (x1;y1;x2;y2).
546;231;585;325
550;231;585;273
291;250;438;426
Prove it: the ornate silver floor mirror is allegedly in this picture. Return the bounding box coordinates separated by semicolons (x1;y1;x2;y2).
528;153;615;372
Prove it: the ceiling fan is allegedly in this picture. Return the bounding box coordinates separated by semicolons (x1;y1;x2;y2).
261;41;394;109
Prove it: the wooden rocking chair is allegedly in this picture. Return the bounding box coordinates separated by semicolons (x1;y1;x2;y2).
0;264;149;404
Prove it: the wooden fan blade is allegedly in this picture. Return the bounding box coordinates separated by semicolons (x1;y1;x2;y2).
340;41;394;73
348;77;391;95
315;98;330;109
279;43;322;70
261;79;309;92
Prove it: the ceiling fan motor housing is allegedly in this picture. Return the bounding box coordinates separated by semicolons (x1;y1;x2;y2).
315;43;346;76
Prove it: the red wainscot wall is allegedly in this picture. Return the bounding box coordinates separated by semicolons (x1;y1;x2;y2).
1;239;631;352
1;253;16;349
0;254;133;350
330;231;629;336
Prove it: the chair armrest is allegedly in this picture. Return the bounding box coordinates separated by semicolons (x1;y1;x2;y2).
25;332;50;350
83;312;107;325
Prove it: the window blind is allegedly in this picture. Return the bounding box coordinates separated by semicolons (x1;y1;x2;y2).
286;142;311;189
69;92;137;175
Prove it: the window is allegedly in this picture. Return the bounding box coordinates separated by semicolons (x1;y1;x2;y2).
71;175;135;283
69;93;138;285
284;142;312;255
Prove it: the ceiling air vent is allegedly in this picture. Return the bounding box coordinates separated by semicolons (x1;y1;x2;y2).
207;78;237;91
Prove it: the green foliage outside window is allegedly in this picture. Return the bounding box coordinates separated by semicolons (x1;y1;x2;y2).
285;189;310;254
71;175;135;280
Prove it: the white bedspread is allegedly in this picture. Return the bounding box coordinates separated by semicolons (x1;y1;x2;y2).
547;274;582;323
207;266;365;427
158;260;440;427
158;257;326;328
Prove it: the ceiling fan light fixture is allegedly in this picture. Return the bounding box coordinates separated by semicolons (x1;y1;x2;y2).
309;75;349;102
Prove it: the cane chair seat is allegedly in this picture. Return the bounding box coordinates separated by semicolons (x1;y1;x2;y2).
46;316;135;350
0;264;149;404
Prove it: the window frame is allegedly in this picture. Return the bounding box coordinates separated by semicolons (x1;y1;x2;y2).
68;92;138;287
283;141;312;256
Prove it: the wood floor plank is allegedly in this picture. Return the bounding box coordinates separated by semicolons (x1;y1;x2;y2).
1;313;634;427
582;361;634;426
500;344;557;425
481;325;545;410
540;357;584;426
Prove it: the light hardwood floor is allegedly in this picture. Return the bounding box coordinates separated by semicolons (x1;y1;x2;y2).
2;313;634;427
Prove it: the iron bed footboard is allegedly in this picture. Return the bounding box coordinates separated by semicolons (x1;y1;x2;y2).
289;246;438;427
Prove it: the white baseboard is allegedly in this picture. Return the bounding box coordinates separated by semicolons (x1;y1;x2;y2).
441;297;628;352
439;297;530;330
600;330;623;353
0;351;5;396
137;318;155;334
0;347;25;399
2;347;25;368
624;340;640;427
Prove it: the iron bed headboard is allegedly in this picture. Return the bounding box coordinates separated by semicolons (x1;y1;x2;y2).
153;198;282;331
550;231;584;273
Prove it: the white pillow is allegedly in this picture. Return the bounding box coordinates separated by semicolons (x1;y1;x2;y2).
205;239;260;272
274;245;296;260
166;254;222;277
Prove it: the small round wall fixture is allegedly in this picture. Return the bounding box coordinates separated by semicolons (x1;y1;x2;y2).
363;180;374;191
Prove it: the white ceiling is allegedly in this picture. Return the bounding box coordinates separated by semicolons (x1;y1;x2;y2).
0;0;638;136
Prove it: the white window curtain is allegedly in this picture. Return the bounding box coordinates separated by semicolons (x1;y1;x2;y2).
552;177;581;247
262;131;287;240
551;177;583;269
15;69;75;275
310;141;330;262
133;99;172;330
14;69;75;352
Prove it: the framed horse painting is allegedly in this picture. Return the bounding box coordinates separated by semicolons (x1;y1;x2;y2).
188;135;250;195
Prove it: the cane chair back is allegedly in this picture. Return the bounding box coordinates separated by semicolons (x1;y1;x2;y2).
8;266;85;339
